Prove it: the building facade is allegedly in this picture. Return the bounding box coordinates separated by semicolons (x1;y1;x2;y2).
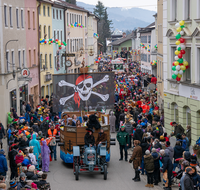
25;0;39;108
0;0;27;126
163;0;200;145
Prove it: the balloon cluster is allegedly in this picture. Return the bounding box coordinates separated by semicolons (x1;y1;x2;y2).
171;20;189;81
39;38;67;50
67;22;85;28
95;56;102;64
151;60;157;66
154;44;157;49
93;33;99;39
140;44;151;52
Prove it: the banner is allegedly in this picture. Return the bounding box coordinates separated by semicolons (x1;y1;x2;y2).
53;72;115;112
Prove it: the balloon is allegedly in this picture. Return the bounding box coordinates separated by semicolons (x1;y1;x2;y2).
174;70;178;75
181;44;186;50
179;20;185;26
174;61;179;66
175;50;180;55
176;40;181;45
179;38;185;43
175;56;179;60
172;66;176;71
177;27;182;32
180;31;185;35
180;65;186;70
175;23;180;28
177;73;182;78
178;58;183;63
172;62;175;66
183;61;188;66
186;65;189;69
179;70;183;75
180;25;185;29
176;77;181;81
176;34;181;40
172;74;177;79
176;65;180;70
178;53;183;58
180;50;185;54
183;70;186;73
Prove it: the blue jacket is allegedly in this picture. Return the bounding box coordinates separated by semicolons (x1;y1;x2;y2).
26;104;31;112
162;154;173;173
0;154;8;173
29;134;41;160
182;137;189;151
192;172;200;187
151;152;160;169
25;112;30;123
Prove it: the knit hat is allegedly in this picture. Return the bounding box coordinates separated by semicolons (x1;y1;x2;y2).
190;154;198;166
152;148;157;153
28;165;35;172
145;150;150;155
0;149;5;154
18;150;23;156
31;183;37;189
20;172;26;178
37;171;43;177
10;180;17;188
160;136;165;142
186;167;193;173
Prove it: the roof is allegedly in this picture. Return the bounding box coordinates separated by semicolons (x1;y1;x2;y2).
56;0;89;12
109;33;134;46
138;22;155;33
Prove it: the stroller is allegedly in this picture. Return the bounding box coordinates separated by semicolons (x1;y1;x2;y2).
171;170;183;184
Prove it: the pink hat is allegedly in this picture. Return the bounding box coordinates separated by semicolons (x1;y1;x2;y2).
31;182;37;189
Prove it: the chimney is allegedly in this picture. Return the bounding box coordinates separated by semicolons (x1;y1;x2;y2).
122;32;126;38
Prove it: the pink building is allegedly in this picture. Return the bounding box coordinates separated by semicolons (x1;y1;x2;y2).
24;0;39;108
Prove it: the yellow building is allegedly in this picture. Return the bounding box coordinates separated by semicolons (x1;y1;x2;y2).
38;0;54;98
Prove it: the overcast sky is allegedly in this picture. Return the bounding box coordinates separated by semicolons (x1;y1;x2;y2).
78;0;157;11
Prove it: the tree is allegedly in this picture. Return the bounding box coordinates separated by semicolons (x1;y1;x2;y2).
94;1;112;53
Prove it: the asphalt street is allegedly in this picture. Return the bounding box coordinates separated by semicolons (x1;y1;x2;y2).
46;134;173;190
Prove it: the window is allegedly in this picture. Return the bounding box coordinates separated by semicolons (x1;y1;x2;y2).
54;56;56;68
40;54;42;69
72;14;74;23
198;48;200;83
21;9;24;28
49;54;52;68
18;51;21;67
70;39;72;52
45;54;47;69
141;36;147;43
39;25;41;38
44;25;46;39
60;10;62;20
158;25;163;43
77;15;78;23
56;10;58;19
148;54;150;62
113;47;118;50
185;47;191;81
148;36;151;43
73;39;74;52
54;30;56;39
79;15;80;23
48;26;51;39
67;13;69;24
33;49;36;65
85;39;87;49
6;52;9;72
11;51;14;70
74;68;77;73
171;47;176;76
141;54;147;62
75;14;76;22
9;7;12;27
160;61;162;80
67;39;69;52
43;6;45;16
185;0;191;20
38;6;41;15
29;50;31;67
85;16;87;27
81;15;82;25
22;50;25;67
61;31;62;42
4;5;7;27
53;9;55;19
28;10;30;29
158;61;160;78
48;7;50;17
16;9;19;28
70;13;71;23
33;12;35;29
57;31;59;40
171;0;177;21
75;39;76;52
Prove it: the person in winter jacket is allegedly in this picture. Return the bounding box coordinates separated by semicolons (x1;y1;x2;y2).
184;167;194;190
28;148;37;166
182;133;190;151
8;145;18;180
25;165;38;181
15;150;24;165
117;126;129;161
0;149;7;176
17;172;27;190
173;141;184;170
165;141;174;162
151;148;160;185
133;128;143;143
124;118;133;148
84;128;95;148
129;140;142;182
170;122;185;137
183;151;191;162
160;149;173;190
191;166;200;190
41;140;51;172
144;150;154;188
95;128;107;155
186;125;191;146
7;112;13;125
109;111;116;133
0;123;5;149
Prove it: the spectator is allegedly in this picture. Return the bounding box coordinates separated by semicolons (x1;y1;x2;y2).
182;133;190;151
186;125;191;146
173;141;184;171
26;165;38;181
0;150;7;177
26;102;31;113
17;172;27;190
170;122;185;137
0;122;5;149
184;167;194;190
165;141;174;162
9;145;18;180
151;148;160;185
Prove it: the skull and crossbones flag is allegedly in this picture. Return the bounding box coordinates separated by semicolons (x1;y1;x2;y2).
52;72;115;112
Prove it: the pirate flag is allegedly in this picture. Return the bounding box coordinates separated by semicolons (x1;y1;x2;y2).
53;72;115;112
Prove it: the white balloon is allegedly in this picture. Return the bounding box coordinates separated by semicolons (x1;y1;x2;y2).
174;70;178;75
179;70;183;75
175;56;179;60
175;23;180;28
176;65;180;70
180;31;185;35
181;44;186;50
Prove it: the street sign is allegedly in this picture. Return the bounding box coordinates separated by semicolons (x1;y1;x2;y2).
18;77;32;82
62;53;76;57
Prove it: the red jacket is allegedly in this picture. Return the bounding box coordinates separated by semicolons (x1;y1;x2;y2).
151;77;157;84
15;155;24;165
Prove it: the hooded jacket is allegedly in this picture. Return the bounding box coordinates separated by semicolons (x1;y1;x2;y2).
26;171;38;180
144;154;154;173
29;134;41;160
0;124;5;139
174;145;184;163
8;149;18;168
162;153;173;173
140;142;150;156
184;173;194;190
0;154;8;173
133;128;143;142
7;112;13;125
15;154;24;165
165;146;174;161
151;152;160;169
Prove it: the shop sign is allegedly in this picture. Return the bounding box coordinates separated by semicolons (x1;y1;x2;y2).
21;68;30;78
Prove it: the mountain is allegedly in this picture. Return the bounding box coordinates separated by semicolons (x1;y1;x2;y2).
77;1;156;30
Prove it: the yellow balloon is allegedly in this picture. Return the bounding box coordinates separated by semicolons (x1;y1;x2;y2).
175;50;180;55
179;20;185;26
176;41;181;45
177;74;182;78
174;61;179;66
180;65;186;70
183;61;188;66
177;27;182;32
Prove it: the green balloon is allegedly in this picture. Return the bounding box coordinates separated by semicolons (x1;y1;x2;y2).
178;58;183;63
178;47;181;51
172;74;177;79
172;66;176;71
183;70;186;73
180;25;185;29
176;34;181;39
